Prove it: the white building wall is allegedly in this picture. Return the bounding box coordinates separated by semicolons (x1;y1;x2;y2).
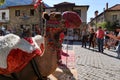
0;9;9;22
45;8;56;13
73;7;88;23
81;9;87;22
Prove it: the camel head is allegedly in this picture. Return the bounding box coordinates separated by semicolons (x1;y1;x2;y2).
42;12;66;48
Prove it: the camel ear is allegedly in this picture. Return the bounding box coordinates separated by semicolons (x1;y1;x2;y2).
42;12;50;20
55;13;62;21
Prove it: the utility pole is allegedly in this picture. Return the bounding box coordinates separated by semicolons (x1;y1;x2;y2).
39;2;44;36
34;0;44;36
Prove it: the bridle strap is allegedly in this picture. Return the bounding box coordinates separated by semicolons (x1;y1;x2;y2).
0;73;19;80
11;73;19;80
30;58;43;80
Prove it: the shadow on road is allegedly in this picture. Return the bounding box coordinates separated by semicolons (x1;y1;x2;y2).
76;43;120;60
101;52;120;60
86;47;120;60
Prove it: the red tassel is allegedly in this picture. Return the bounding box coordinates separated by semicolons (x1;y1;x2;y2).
34;3;38;9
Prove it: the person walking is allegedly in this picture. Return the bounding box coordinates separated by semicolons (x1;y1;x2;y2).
81;28;88;48
89;28;96;49
96;27;105;53
104;28;109;49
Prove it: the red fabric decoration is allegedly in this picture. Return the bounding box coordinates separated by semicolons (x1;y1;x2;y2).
65;20;70;28
34;3;38;9
37;0;42;4
34;0;42;9
46;20;61;33
0;37;42;74
59;32;65;43
60;32;65;39
0;48;41;74
40;43;44;53
62;11;82;28
24;37;34;44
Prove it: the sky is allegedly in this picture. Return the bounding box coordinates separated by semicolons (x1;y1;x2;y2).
43;0;120;22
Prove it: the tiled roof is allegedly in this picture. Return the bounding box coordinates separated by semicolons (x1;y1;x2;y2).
108;4;120;10
54;2;75;6
90;4;120;22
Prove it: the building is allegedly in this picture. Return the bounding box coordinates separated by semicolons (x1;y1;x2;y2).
45;2;89;40
0;0;49;36
0;8;9;27
0;1;89;39
8;4;40;35
0;2;48;36
89;3;120;30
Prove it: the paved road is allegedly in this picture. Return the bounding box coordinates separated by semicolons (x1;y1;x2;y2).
72;42;120;80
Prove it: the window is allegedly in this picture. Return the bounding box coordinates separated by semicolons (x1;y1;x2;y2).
2;12;6;19
20;25;23;29
101;17;104;22
74;10;81;17
15;10;20;16
112;15;117;21
30;9;34;16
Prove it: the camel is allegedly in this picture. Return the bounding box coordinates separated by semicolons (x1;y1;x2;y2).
0;12;65;80
0;11;81;80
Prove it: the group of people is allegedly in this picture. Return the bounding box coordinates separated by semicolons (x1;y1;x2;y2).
81;26;120;58
0;27;12;36
106;28;120;58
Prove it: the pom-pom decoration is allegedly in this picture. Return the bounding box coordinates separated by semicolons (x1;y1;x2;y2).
62;11;82;28
33;0;42;9
34;3;38;9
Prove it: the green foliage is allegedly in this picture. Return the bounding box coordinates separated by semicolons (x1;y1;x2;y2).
106;21;120;31
0;0;5;6
90;22;95;27
96;21;120;31
96;22;107;29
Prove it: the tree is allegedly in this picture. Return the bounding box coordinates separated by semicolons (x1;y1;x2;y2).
96;22;107;29
107;20;120;31
96;21;120;31
90;22;95;27
0;0;5;6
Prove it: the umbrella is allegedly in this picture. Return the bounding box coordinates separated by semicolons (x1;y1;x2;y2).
62;11;82;28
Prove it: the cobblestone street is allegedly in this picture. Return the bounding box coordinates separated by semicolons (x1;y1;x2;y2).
49;41;120;80
73;42;120;80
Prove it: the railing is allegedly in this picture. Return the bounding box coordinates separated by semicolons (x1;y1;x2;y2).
0;18;9;22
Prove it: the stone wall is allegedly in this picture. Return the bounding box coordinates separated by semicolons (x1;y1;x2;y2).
9;5;41;35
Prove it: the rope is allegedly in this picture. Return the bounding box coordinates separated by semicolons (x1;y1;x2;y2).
30;58;43;80
66;29;69;67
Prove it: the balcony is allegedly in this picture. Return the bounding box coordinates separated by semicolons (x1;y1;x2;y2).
0;17;9;23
